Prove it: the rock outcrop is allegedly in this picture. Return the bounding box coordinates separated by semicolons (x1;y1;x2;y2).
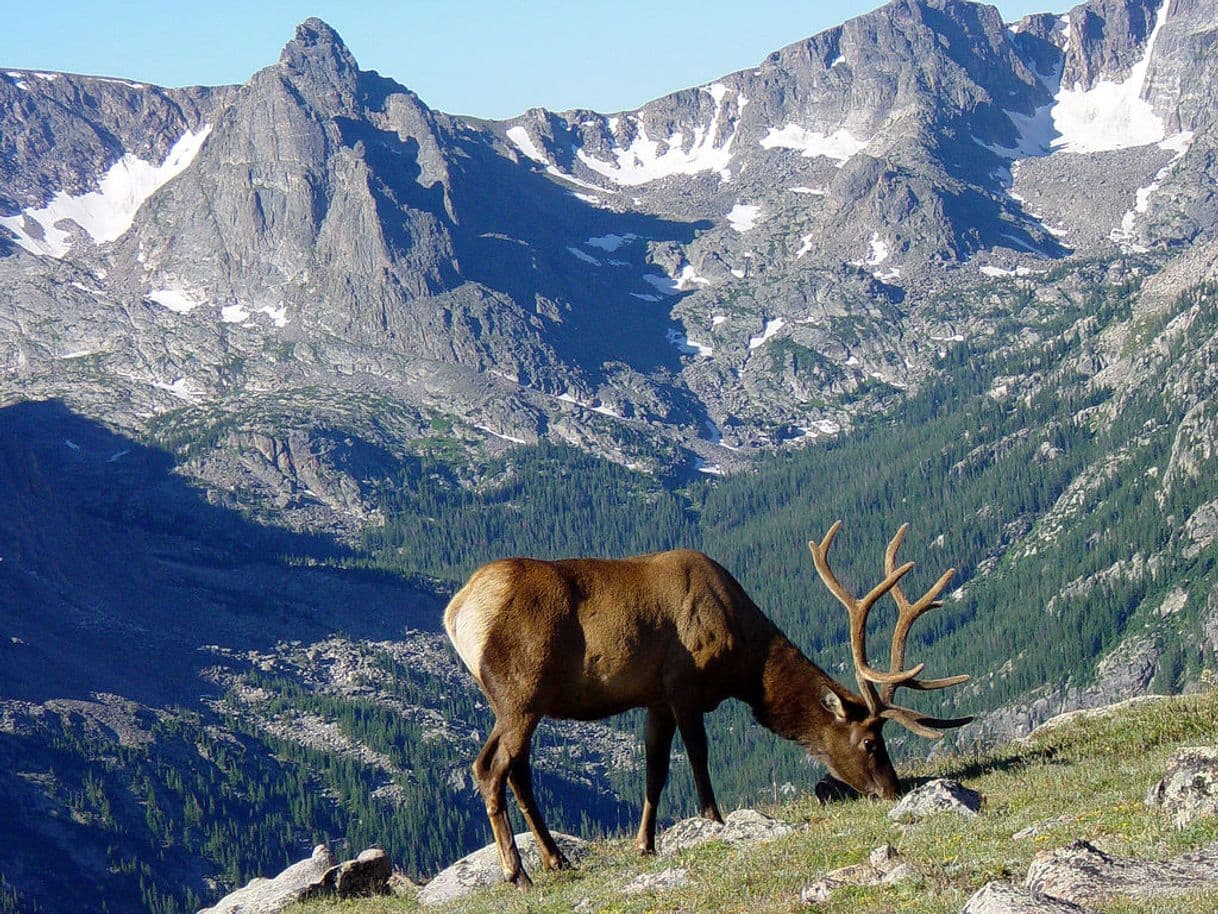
888;778;983;823
961;881;1098;913
199;845;394;913
1144;745;1218;828
658;808;794;856
1025;839;1218;904
200;845;337;914
416;832;588;906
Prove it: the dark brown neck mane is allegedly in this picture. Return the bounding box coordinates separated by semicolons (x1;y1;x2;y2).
744;633;839;752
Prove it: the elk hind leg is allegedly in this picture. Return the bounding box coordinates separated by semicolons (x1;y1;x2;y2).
472;719;534;890
506;742;570;871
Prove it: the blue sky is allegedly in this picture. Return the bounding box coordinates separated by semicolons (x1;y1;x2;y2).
1;1;1068;120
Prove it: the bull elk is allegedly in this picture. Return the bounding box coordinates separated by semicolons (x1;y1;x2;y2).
443;521;970;889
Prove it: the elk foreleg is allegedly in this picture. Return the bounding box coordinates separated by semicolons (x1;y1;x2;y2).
473;719;534;890
635;706;677;855
507;742;570;871
676;709;723;823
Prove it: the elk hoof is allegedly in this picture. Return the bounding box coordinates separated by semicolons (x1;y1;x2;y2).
545;851;572;871
635;842;656;857
510;870;534;892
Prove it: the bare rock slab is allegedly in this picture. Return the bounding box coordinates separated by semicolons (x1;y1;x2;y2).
200;844;337;914
417;832;588;906
888;778;982;823
1145;745;1218;828
659;808;793;855
961;882;1099;914
1025;839;1218;904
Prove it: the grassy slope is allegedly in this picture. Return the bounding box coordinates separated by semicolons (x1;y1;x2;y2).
294;691;1218;914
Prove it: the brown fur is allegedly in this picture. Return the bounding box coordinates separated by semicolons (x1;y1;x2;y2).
443;548;900;889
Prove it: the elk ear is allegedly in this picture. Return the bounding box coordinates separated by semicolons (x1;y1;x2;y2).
820;690;848;721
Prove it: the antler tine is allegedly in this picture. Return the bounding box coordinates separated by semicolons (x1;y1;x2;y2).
808;523;926;715
878;523;972;724
879;707;975;740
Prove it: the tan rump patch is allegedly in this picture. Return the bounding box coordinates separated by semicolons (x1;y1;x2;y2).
443;565;509;682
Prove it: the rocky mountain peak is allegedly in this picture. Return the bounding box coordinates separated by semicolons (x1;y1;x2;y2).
280;18;357;75
274;17;361;113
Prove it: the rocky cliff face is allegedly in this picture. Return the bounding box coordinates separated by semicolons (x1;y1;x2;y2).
4;0;1217;491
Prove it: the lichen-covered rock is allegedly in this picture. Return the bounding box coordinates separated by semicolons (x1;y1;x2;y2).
888;778;982;823
1144;745;1218;828
1025;839;1218;904
416;832;588;906
960;882;1098;913
800;843;916;904
621;867;689;894
200;844;337;914
658;808;793;855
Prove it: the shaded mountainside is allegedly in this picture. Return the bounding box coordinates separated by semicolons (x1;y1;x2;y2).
3;1;1218;912
0;402;636;914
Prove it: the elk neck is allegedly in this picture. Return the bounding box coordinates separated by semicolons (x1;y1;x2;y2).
743;632;841;753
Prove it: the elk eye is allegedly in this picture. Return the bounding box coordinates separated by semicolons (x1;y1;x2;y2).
862;738;878;754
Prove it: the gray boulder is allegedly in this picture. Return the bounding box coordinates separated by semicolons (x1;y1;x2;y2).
1025;839;1218;904
199;844;337;914
960;882;1098;914
417;832;588;906
658;808;793;855
1144;745;1218;828
888;778;982;823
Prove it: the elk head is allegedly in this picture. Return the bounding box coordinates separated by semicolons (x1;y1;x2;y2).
808;521;972;799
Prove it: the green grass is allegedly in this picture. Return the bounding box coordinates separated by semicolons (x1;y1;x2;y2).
293;692;1218;914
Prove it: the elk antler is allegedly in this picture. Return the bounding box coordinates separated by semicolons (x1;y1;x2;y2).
809;522;973;738
877;523;972;738
808;521;926;716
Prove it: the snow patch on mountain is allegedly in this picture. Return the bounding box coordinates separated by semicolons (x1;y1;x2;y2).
506;126;548;163
749;318;786;349
1111;131;1195;248
849;233;890;267
666;328;713;357
1050;0;1169;154
641;265;709;296
760;125;868;163
221;304;251;324
0;125;212;258
147;288;207;314
575;85;739;185
726;204;763;232
585;233;638;252
567;246;601;265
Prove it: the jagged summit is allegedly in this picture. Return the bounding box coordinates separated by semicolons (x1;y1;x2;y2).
278;17;360;83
